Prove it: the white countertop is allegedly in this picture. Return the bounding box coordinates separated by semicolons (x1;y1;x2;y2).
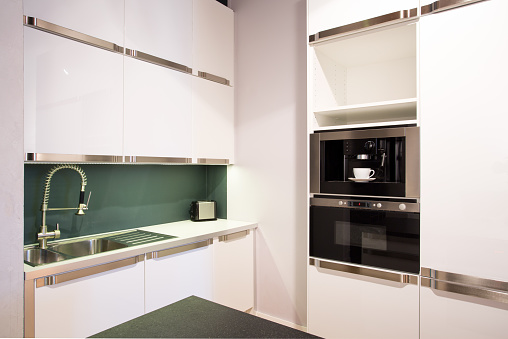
24;219;257;280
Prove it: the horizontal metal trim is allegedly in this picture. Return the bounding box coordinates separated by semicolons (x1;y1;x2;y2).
219;230;250;242
310;197;420;213
125;48;192;74
128;156;192;164
421;0;487;15
147;239;212;260
25;153;124;163
196;158;230;165
23;16;124;54
198;71;231;86
421;277;508;304
310;258;418;285
309;8;418;44
421;267;508;294
36;255;144;288
315;126;418;141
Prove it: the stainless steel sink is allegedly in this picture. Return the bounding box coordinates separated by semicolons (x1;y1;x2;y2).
48;238;128;257
24;248;72;266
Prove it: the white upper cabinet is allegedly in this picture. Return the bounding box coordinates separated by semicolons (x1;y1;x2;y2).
23;0;124;45
124;0;193;68
420;0;508;281
193;0;234;84
308;0;418;37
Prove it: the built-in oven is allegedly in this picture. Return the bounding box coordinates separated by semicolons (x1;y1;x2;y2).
310;196;420;274
310;126;419;198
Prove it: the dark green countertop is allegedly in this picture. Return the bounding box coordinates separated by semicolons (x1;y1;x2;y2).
90;296;319;338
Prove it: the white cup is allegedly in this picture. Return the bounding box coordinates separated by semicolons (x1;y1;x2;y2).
353;168;375;179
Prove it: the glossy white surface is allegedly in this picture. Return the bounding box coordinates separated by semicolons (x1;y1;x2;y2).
123;57;192;158
307;264;419;338
35;261;144;338
192;77;234;161
23;0;124;45
24;28;124;156
308;0;418;36
420;0;508;281
193;0;234;84
420;285;508;339
213;231;254;311
125;0;193;67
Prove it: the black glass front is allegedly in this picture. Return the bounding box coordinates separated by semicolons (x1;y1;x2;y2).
310;205;420;273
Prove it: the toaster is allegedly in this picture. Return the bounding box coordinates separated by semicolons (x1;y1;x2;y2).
189;200;217;221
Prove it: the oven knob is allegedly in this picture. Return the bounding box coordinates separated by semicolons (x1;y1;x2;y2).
399;203;407;211
376;203;382;208
339;201;343;206
364;141;375;151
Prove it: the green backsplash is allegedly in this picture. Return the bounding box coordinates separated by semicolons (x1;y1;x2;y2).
24;164;227;245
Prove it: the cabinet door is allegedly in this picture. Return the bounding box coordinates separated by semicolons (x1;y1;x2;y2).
23;0;124;45
307;262;419;339
420;0;508;281
24;28;124;156
192;77;234;162
123;57;192;158
145;242;213;313
34;261;144;338
125;0;193;67
212;231;254;312
193;0;234;84
308;0;418;37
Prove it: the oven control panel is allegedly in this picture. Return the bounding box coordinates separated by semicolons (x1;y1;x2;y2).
313;198;419;213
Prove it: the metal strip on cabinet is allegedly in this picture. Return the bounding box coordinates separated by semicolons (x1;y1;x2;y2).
127;156;192;164
196;158;230;165
125;48;192;74
421;0;488;15
219;230;250;242
198;71;231;86
310;258;418;285
146;239;212;260
309;8;418;44
23;16;124;54
25;153;124;163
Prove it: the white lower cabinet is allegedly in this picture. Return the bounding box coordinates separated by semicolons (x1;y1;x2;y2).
34;259;145;338
144;240;214;313
212;230;254;312
307;261;419;339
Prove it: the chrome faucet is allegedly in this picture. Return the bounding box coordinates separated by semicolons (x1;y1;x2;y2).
38;164;90;249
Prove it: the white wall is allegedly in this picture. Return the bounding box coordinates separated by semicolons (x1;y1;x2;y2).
0;0;25;337
228;0;308;326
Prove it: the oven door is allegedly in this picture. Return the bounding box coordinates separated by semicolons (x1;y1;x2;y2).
310;197;420;274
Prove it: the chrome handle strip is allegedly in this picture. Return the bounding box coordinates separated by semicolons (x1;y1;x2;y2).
310;258;418;285
421;267;508;294
198;71;231;86
23;16;124;54
147;239;212;260
219;230;250;242
25;153;124;163
310;197;420;213
309;8;418;44
196;158;230;165
35;255;144;288
421;277;508;304
24;279;35;338
127;156;192;164
421;0;487;15
125;48;192;74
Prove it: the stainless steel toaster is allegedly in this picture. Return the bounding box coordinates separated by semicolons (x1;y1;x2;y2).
189;200;217;221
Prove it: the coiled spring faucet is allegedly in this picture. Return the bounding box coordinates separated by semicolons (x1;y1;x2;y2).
38;164;90;249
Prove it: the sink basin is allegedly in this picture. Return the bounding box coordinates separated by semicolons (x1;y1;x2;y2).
48;238;128;257
24;248;71;266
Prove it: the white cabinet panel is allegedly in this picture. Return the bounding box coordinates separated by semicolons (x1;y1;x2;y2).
420;0;508;281
193;0;234;84
125;0;193;67
308;0;418;36
124;57;192;158
35;261;144;338
420;285;508;339
24;28;124;156
192;77;234;162
145;244;213;313
307;263;419;339
212;231;254;312
23;0;124;45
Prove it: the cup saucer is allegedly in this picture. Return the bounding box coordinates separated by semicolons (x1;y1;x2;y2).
348;177;375;183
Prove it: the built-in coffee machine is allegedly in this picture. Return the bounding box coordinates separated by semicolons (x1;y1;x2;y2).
310;126;419;198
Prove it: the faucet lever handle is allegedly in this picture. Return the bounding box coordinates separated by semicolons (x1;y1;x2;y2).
56;223;59;230
85;191;92;209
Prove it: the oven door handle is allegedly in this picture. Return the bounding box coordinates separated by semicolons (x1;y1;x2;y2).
310;258;418;285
